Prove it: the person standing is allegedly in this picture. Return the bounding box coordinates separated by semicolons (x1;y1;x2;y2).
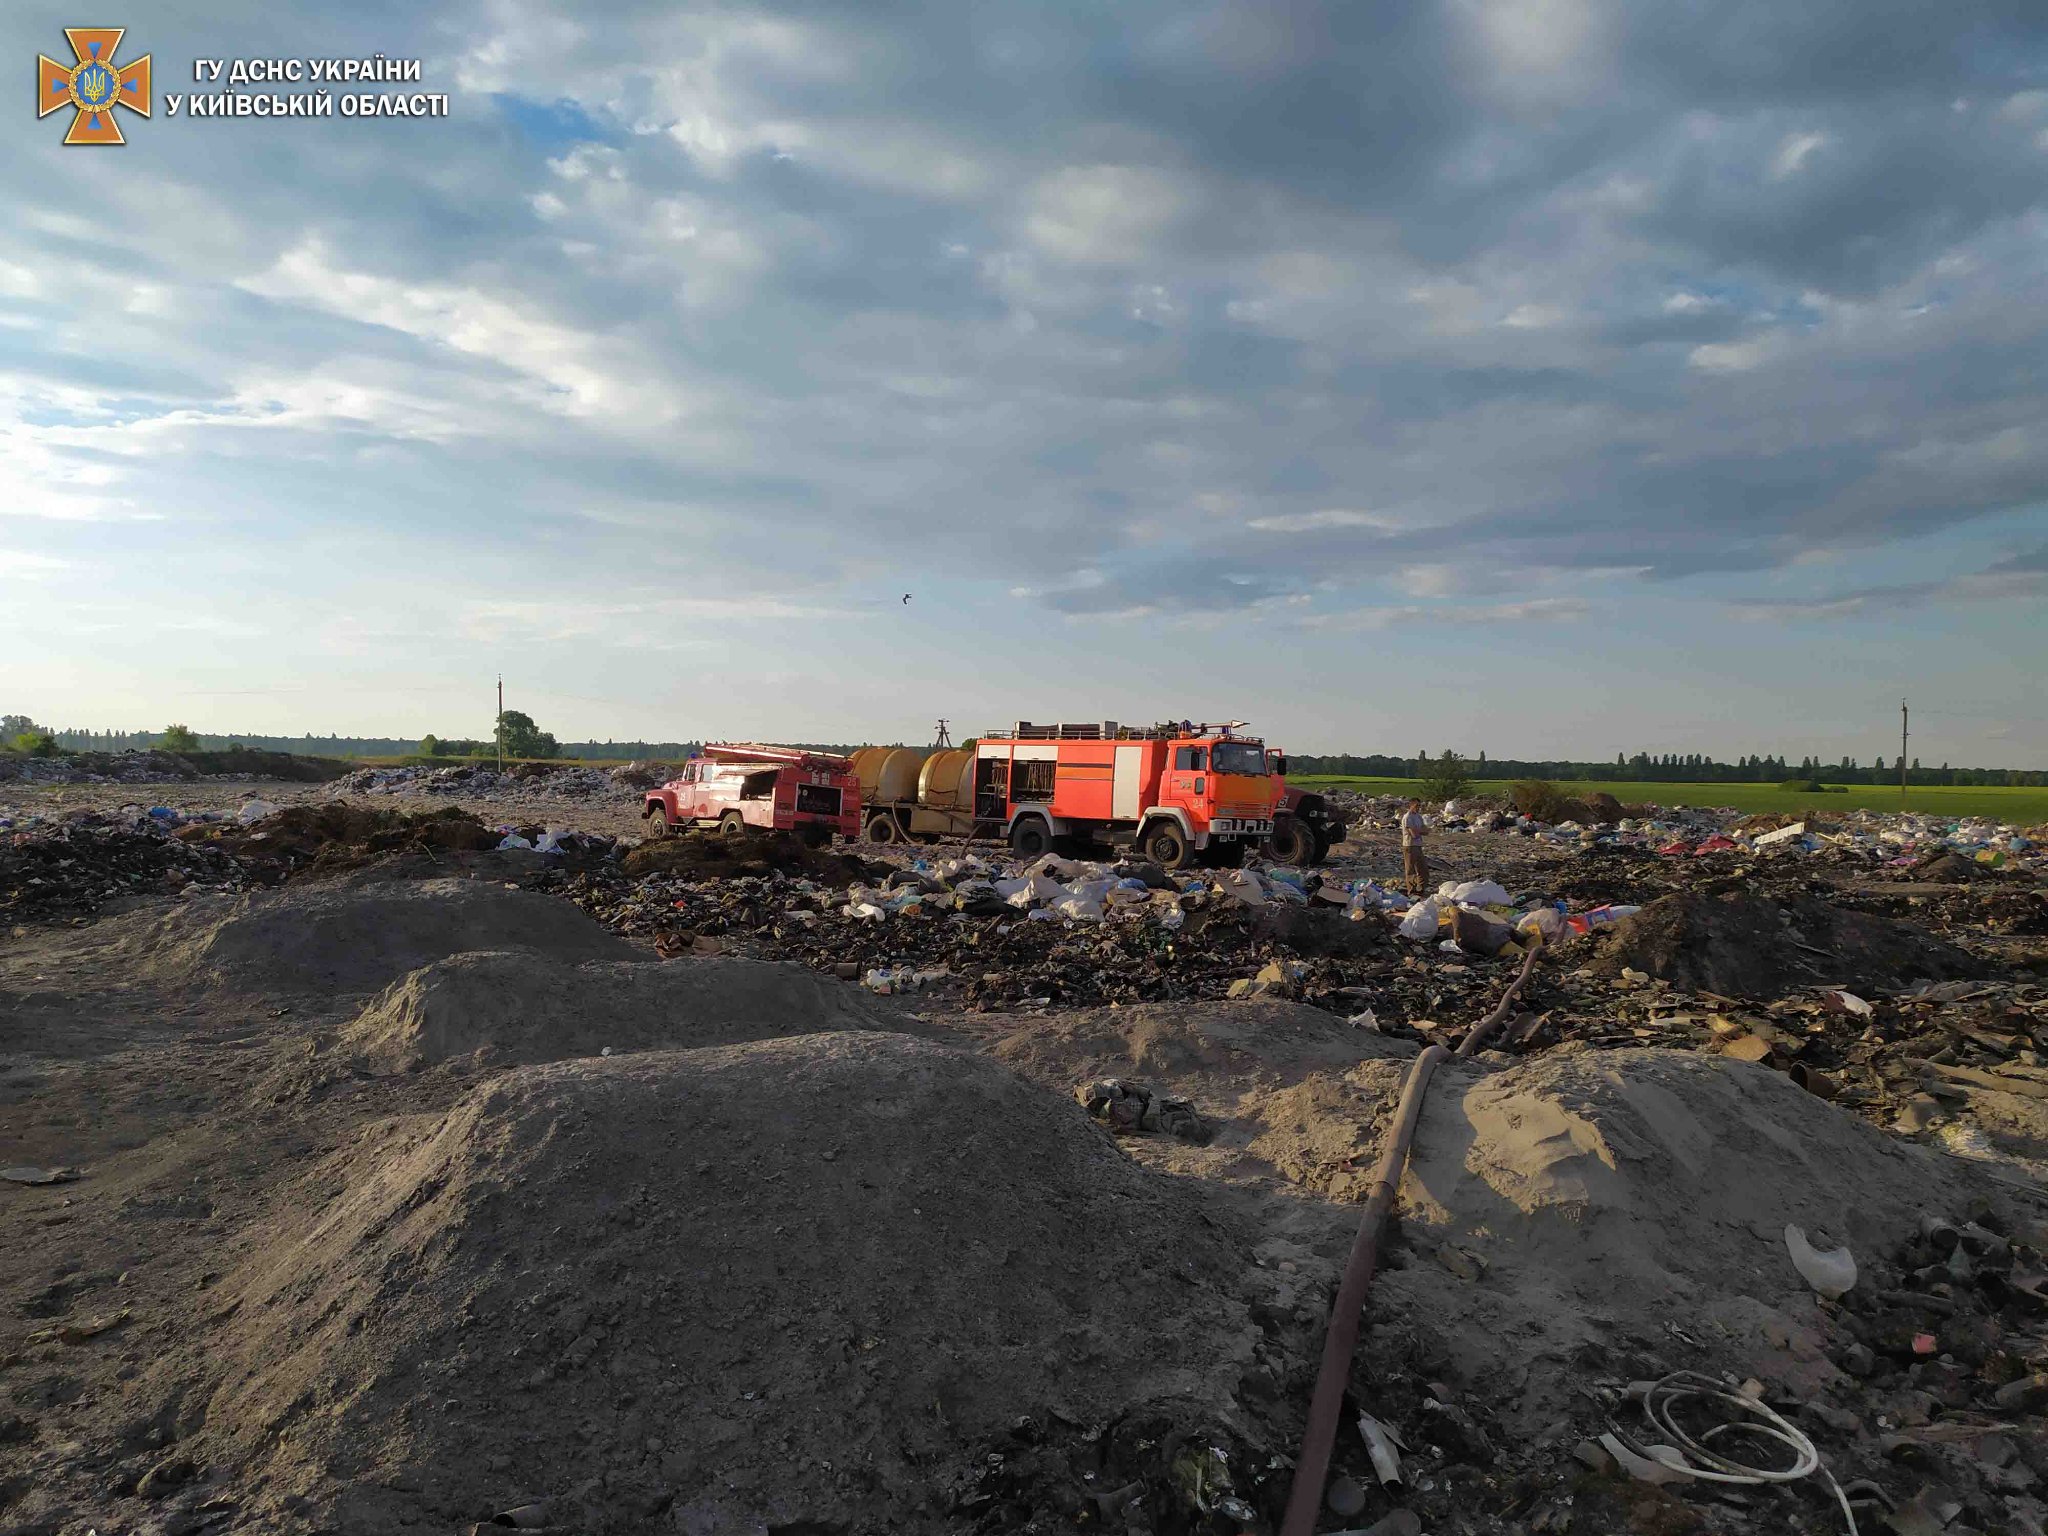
1400;797;1430;895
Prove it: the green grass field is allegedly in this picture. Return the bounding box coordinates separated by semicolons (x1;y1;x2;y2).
1291;776;2048;825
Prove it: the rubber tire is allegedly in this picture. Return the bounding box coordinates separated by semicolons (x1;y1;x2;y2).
719;812;746;836
1308;828;1333;866
1140;822;1191;870
864;813;900;844
644;807;669;840
1268;819;1316;867
1009;818;1051;858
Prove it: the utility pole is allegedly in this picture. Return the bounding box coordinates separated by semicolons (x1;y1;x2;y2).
497;674;505;771
1900;699;1908;806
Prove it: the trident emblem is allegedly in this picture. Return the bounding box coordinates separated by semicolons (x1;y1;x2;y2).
38;28;152;145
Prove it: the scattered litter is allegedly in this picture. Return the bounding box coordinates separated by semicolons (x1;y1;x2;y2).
1074;1079;1214;1142
2;1166;81;1186
1786;1224;1859;1299
1356;1412;1405;1489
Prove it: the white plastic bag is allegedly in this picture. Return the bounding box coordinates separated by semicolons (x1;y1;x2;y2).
1397;897;1440;940
1447;879;1512;908
236;799;277;825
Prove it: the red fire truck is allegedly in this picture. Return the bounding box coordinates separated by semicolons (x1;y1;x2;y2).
642;744;861;844
972;720;1280;869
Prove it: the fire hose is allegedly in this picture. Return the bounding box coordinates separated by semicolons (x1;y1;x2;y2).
1277;945;1541;1536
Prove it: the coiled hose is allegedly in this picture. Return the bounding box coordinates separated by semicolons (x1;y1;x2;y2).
1611;1370;1857;1534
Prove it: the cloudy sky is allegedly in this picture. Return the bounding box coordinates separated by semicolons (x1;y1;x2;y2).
4;1;2045;763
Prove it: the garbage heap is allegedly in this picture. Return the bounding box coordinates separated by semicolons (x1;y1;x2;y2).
537;849;1396;1012
1348;793;2045;875
1;809;252;923
328;761;659;801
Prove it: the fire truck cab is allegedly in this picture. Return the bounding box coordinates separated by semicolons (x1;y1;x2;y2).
643;744;861;845
972;720;1279;870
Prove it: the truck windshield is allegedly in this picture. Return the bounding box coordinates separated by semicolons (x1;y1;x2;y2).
1211;742;1266;777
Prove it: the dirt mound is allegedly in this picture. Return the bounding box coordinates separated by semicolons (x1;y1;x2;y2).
1587;890;1988;998
1376;1047;1975;1428
984;999;1415;1197
108;877;637;995
1907;849;1985;883
0;747;347;784
199;1035;1275;1532
990;998;1396;1090
342;950;900;1071
621;828;875;882
190;802;505;875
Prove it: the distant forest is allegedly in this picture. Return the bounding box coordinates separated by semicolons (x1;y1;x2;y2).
1288;749;2048;788
17;726;2044;787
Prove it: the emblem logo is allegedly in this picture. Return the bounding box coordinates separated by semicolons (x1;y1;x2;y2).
37;28;151;145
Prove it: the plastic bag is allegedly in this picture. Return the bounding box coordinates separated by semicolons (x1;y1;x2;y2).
1397;897;1440;940
496;833;534;850
236;799;277;825
1444;879;1511;908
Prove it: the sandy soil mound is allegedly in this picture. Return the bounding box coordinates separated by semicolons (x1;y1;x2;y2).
342;950;902;1072
106;877;638;995
981;1000;1416;1197
1373;1046;1973;1426
1588;890;1987;998
199;1034;1275;1533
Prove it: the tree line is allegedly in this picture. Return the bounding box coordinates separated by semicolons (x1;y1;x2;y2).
8;714;2042;784
1289;749;2048;788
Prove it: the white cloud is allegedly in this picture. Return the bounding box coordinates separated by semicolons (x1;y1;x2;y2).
1688;335;1783;373
1302;596;1590;631
239;240;665;421
1769;130;1829;181
1023;165;1192;264
1501;303;1566;329
1246;509;1398;533
0;550;71;579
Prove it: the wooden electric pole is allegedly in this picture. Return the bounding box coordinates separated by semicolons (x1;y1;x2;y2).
1900;699;1908;806
497;674;505;771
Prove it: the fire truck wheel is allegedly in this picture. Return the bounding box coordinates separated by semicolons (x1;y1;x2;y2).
1267;819;1316;867
1140;822;1191;870
718;812;746;836
1008;818;1051;857
864;813;900;844
644;807;669;840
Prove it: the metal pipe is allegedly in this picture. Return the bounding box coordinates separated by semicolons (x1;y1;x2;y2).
1277;945;1541;1535
1456;945;1540;1059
